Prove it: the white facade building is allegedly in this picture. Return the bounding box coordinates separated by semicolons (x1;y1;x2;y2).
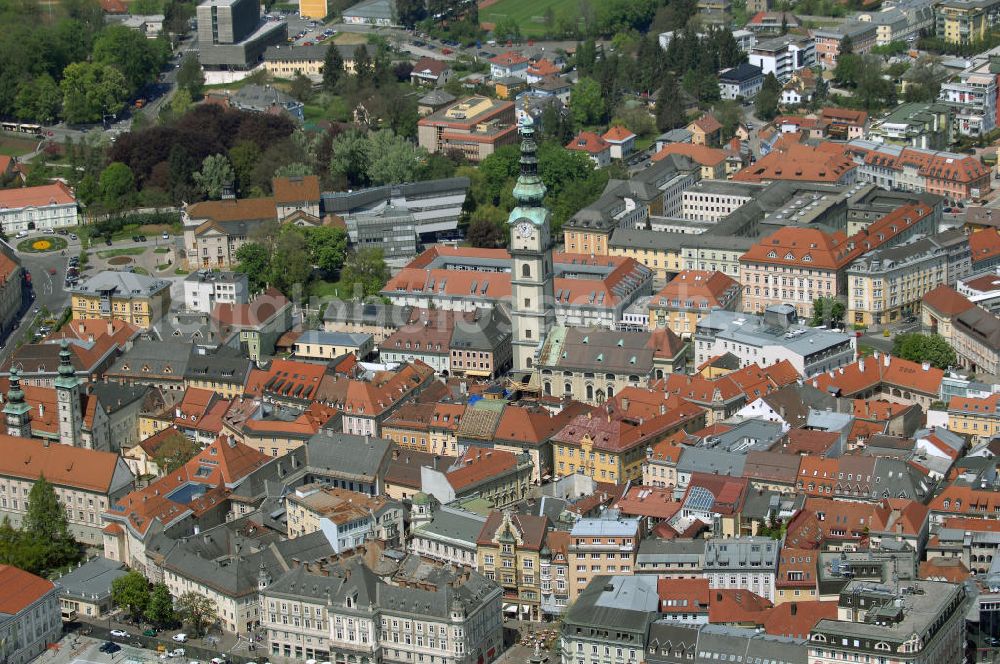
182;270;250;314
0;182;78;234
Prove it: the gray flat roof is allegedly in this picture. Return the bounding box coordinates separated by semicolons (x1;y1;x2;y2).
55;556;128;601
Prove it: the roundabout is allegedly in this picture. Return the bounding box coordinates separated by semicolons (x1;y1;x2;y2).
17;236;68;253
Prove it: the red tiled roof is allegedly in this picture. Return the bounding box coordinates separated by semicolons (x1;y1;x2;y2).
765;601;837;639
566;131;611;155
244;359;327;400
527;58;560;78
657;578;710;614
0;182;75;207
108;436;270;536
0;565;54;614
652;143;727;167
651;270;740;310
447;447;524;491
551;396;705;454
411;57;450;77
733;142;855;183
612;485;682;520
489;51;529;66
603;125;636;143
930;483;1000;516
922;284;975;316
708;588;772;625
970;229;1000;265
476;511;548;549
690;114;722;134
919;558;970;583
780;429;840;455
812;353;943;397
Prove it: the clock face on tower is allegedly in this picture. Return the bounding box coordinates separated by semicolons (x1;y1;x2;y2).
515;221;533;239
58;390;69;402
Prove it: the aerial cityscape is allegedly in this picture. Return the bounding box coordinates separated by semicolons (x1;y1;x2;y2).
1;0;1000;663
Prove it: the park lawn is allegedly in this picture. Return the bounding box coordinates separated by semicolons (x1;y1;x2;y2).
479;0;579;35
0;136;38;156
97;247;147;259
332;32;368;45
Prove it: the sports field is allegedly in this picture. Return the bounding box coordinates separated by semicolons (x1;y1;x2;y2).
479;0;578;35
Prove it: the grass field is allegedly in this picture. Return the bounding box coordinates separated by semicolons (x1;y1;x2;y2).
97;247;147;259
332;32;369;45
479;0;578;35
0;136;38;157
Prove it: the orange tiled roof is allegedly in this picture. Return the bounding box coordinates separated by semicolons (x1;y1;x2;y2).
551;396;705;454
652;143;727;167
527;58;560;78
970;229;1000;265
272;175;319;205
603;125;636;142
657;578;710;614
922;284;975;316
919;558;970;583
0;434;122;493
765;601;837;639
107;436;270;536
0;182;75;208
0;565;54;614
447;447;524;491
566;131;611;155
708;588;773;625
812;352;943;397
489;51;529;66
612;485;682;520
690;114;722;134
733;142;855;183
651;270;740;310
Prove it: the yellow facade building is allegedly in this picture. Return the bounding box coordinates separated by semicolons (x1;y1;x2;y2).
609;235;684;288
846;236;949;327
70;271;170;331
476;511;548;621
935;0;1000;44
948;393;1000;444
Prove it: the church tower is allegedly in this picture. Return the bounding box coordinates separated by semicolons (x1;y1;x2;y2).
4;368;31;438
54;339;83;447
508;116;555;372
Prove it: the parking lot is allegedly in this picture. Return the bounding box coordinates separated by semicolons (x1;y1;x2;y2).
269;11;336;47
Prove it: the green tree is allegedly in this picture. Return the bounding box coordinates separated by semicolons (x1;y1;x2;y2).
289;73;313;102
322;44;344;92
394;0;426;27
755;72;781;120
655;73;687;132
193;154;235;199
175;592;217;637
304;226;348;274
340;248;389;297
228;141;262;196
466;205;508;248
99;162;136;211
92;25;167;93
892;333;957;369
60;62;129;125
152;431;198;474
146;582;176;627
493;16;523;44
170;88;193;116
23;474;79;572
570;77;605;126
353;44;373;85
365;129;428;185
112;570;151;620
176;54;205;100
834;53;862;86
271;230;313;294
274;163;313;178
329;130;371;187
810;296;846;326
234;242;271;291
15;75;61;124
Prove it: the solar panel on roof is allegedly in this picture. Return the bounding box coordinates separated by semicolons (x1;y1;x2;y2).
684;485;716;513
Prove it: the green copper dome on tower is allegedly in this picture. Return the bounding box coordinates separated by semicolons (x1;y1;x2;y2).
5;368;24;405
508;115;548;225
58;339;75;378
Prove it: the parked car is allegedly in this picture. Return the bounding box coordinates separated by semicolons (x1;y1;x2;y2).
100;642;121;654
105;237;113;246
43;228;54;234
143;629;158;637
162;232;170;240
138;235;147;242
110;630;130;638
69;233;77;240
56;229;68;235
15;231;27;238
172;634;188;643
169;649;186;657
